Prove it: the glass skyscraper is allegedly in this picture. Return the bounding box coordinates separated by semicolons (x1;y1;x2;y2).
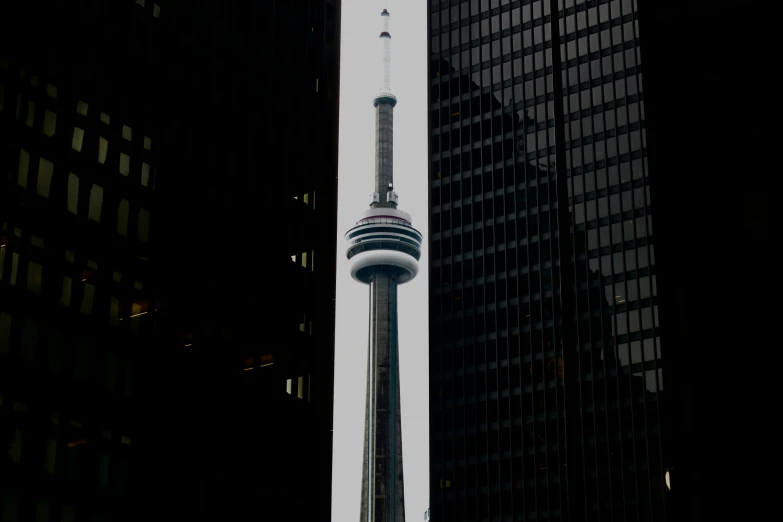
427;1;669;520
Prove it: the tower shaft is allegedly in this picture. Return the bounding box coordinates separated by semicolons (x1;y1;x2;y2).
374;103;394;205
360;269;406;522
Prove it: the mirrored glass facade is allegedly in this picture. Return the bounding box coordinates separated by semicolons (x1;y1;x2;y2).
428;1;669;520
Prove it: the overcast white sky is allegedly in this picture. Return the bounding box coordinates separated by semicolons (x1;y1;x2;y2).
332;0;429;520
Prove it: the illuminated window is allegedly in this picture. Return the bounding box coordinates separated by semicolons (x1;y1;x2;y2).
18;148;30;187
9;252;19;285
60;276;72;307
25;100;35;127
37;158;53;197
122;125;132;142
43;110;56;137
0;312;11;354
143;136;152;150
88;184;103;222
100;112;110;125
32;237;45;251
76;100;88;116
141;162;150;186
153;4;161;17
98;137;108;164
286;379;292;394
297;376;304;399
137;208;150;243
301;251;307;268
119;153;130;176
27;261;42;295
72;127;84;152
67;174;79;214
136;0;145;6
117;199;129;236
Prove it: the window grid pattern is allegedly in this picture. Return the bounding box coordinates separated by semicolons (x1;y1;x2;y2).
428;1;667;521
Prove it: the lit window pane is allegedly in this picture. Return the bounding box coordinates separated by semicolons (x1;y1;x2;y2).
141;162;150;186
122;125;132;141
88;184;103;222
37;158;53;198
18;148;30;187
143;136;152;150
98;137;108;164
100;112;110;125
119;153;130;176
72;127;84;152
76;100;88;116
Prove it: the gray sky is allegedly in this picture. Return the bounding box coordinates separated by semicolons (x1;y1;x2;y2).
332;0;429;520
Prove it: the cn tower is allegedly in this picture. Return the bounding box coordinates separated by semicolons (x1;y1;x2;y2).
344;5;421;522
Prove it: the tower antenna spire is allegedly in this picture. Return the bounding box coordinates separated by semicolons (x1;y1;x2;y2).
344;3;420;521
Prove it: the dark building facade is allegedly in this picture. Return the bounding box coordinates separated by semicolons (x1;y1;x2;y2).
1;1;340;521
427;1;671;521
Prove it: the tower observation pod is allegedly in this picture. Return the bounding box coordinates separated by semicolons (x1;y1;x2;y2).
344;5;419;522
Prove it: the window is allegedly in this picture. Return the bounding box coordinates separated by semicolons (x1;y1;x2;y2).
45;440;57;475
141;162;150;186
67;173;79;214
88;184;103;222
122;125;132;142
18;148;30;187
98;137;108;164
46;83;57;99
119;153;130;176
143;136;152;150
72;127;84;152
138;208;150;243
37;158;53;197
100;112;110;125
43;110;56;137
76;100;88;116
9;252;19;286
27;262;43;295
117;199;130;236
